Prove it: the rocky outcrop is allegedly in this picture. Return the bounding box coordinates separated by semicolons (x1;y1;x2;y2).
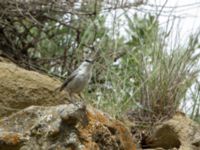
0;58;69;117
0;58;136;150
2;57;200;150
0;102;136;150
141;112;200;150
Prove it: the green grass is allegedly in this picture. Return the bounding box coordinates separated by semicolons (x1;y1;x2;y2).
84;15;200;122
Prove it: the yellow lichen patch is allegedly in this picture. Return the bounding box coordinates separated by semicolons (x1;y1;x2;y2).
0;132;22;145
79;106;136;150
86;106;110;124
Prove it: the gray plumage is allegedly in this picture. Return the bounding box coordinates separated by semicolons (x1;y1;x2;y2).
59;60;93;95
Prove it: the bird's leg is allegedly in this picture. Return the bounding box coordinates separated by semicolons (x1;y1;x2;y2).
72;94;81;101
69;94;80;103
70;93;81;102
68;93;74;103
78;93;85;101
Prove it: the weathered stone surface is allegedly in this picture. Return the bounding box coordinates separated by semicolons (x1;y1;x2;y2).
0;103;136;150
82;106;136;150
0;58;69;117
141;112;200;150
0;58;136;149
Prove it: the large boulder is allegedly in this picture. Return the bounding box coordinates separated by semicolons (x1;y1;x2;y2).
0;102;136;150
141;112;200;150
0;57;69;117
0;57;136;150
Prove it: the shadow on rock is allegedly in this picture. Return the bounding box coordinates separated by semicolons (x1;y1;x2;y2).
0;102;136;150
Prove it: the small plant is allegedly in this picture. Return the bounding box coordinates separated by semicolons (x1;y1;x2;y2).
86;13;200;123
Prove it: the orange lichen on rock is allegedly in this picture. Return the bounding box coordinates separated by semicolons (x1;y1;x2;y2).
0;132;23;145
0;59;136;150
80;106;136;150
0;103;136;150
114;122;136;150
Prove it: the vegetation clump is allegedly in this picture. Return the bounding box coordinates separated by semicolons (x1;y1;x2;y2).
0;0;200;125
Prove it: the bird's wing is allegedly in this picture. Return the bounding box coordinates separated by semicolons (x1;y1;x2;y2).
59;70;78;91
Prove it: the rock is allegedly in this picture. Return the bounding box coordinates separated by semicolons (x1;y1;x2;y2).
0;132;27;149
0;58;136;149
0;58;69;117
0;103;136;150
59;102;88;126
141;112;200;150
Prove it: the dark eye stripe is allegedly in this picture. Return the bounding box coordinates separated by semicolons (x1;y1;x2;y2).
85;59;93;64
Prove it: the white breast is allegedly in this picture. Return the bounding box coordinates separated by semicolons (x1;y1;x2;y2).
66;63;92;93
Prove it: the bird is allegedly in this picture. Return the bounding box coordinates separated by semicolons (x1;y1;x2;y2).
58;58;93;101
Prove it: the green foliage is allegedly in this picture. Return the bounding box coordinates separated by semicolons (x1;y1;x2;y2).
86;13;200;121
1;0;200;123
